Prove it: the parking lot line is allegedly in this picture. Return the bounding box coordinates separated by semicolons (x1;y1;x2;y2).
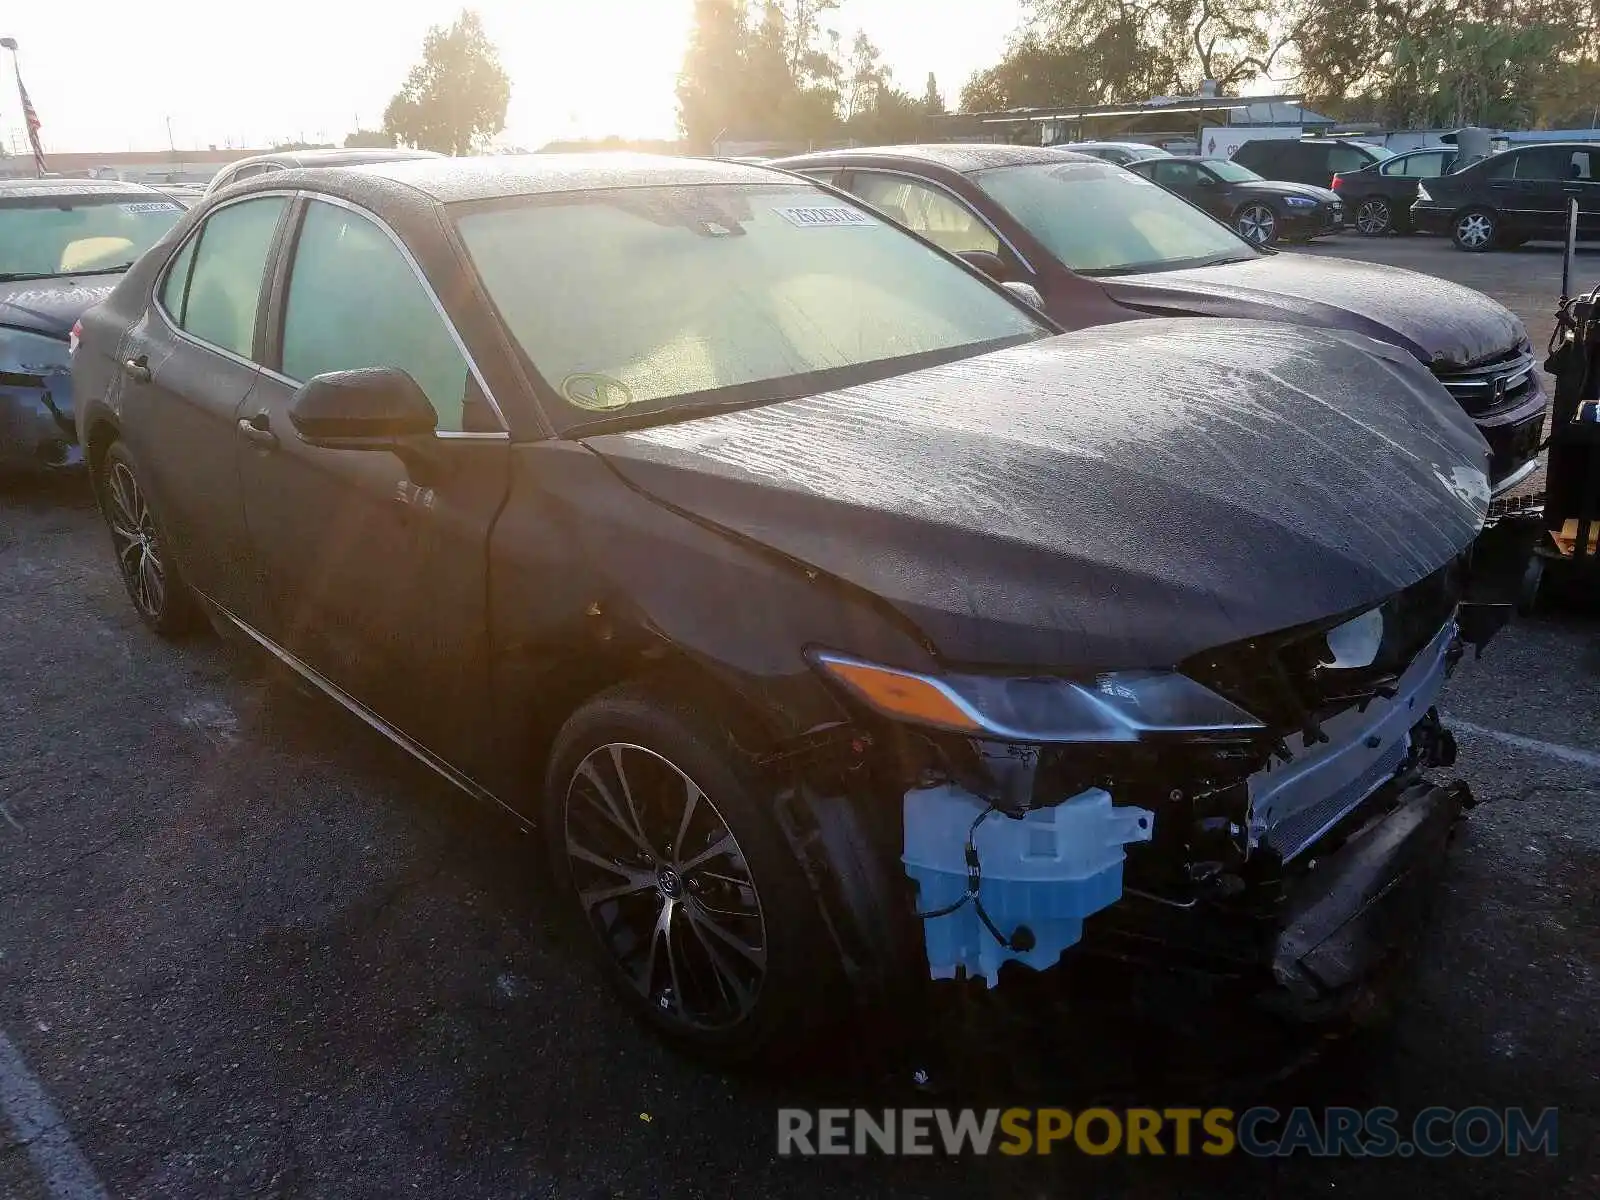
0;1029;109;1200
1444;714;1600;771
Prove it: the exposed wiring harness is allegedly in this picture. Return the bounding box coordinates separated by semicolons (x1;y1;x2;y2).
913;805;1034;953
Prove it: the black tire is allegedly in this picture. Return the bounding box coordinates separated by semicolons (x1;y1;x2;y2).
1354;196;1394;236
1452;207;1498;252
542;680;842;1065
1233;201;1280;247
96;441;200;635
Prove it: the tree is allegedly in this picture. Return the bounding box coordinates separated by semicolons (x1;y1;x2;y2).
922;72;945;115
677;0;752;150
383;10;511;155
843;32;890;121
344;128;396;148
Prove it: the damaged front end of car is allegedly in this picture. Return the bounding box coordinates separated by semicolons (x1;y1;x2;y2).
768;558;1506;1032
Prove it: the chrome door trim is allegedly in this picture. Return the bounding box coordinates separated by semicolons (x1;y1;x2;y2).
202;592;529;829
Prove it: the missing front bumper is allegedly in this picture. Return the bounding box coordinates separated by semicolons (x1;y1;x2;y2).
1266;777;1469;1020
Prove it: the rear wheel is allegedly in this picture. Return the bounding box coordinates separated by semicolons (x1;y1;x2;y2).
543;681;841;1064
97;442;199;636
1355;196;1393;236
1233;202;1279;247
1452;207;1498;252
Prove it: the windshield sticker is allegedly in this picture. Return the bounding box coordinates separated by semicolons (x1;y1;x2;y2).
774;205;875;229
119;201;181;213
562;373;635;411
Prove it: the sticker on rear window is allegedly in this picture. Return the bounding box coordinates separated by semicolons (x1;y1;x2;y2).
774;205;875;228
120;201;180;213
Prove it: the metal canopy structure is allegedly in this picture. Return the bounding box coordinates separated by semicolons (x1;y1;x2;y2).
944;93;1332;147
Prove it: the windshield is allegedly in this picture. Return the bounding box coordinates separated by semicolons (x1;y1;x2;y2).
454;183;1049;428
973;161;1254;275
1367;145;1396;161
0;195;183;279
1207;160;1262;183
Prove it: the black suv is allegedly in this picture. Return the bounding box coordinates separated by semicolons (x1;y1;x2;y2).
1232;137;1392;190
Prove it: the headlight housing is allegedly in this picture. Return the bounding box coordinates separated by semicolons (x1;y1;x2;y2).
810;651;1265;743
1283;196;1316;208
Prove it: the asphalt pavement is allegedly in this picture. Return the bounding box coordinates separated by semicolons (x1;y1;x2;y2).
1;234;1597;1199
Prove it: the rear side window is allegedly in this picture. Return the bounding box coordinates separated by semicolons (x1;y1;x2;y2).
167;196;285;358
1325;146;1371;175
279;200;476;431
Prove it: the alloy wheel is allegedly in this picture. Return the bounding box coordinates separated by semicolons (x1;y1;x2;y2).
1356;198;1392;235
563;742;767;1032
105;460;167;619
1456;212;1494;249
1236;204;1277;245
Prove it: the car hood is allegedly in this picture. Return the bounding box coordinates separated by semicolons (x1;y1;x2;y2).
1239;180;1340;203
0;276;117;340
583;319;1489;672
1106;252;1525;370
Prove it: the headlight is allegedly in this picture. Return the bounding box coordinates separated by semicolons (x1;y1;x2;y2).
1283;196;1316;208
810;651;1265;742
1416;183;1433;202
0;326;69;377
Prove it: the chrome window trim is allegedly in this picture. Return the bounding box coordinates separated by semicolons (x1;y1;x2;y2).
843;166;1037;276
152;188;298;373
281;191;511;434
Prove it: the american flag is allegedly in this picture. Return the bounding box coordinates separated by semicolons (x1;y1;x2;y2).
16;71;45;176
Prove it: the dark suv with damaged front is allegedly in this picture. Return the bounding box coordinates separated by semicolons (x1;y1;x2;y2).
73;155;1502;1066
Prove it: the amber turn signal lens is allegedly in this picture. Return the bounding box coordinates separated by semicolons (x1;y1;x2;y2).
814;657;981;733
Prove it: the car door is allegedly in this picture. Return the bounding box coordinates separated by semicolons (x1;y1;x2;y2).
115;193;290;622
1149;160;1221;216
1564;147;1600;237
238;195;512;774
1500;147;1574;235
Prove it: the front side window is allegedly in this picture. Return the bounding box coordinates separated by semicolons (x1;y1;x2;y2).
848;173;1000;255
972;160;1255;276
1151;161;1202;188
0;194;183;281
280;201;477;432
454;183;1046;429
1205;160;1263;183
168;196;286;358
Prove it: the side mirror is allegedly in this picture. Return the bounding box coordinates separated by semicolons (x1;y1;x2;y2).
957;249;1008;281
1001;281;1046;311
288;367;444;482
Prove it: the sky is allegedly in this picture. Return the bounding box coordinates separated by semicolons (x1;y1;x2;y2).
0;1;1029;155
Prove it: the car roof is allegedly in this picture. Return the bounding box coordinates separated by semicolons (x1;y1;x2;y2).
1138;154;1225;163
1066;141;1164;151
0;176;166;199
773;143;1096;175
233;147;443;170
246;152;794;207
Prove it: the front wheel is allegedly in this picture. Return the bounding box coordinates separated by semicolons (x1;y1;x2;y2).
543;681;842;1064
97;441;199;635
1452;207;1498;252
1355;196;1393;236
1233;202;1279;247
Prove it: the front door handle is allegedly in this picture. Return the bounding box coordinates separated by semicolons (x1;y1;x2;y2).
122;355;151;383
237;413;279;450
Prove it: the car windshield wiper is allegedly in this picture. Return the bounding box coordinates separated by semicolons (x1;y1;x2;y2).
564;393;790;438
0;271;62;282
65;265;134;276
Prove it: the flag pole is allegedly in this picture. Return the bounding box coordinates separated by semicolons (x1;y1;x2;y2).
1;37;45;178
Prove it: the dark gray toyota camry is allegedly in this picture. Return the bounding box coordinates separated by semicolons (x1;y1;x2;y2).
72;153;1502;1065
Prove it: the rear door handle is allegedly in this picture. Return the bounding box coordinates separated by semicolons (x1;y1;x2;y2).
121;355;151;383
237;413;279;450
